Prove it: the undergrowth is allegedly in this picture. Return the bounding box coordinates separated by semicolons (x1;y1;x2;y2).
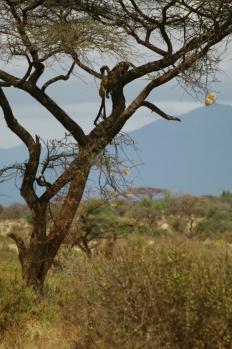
1;235;232;348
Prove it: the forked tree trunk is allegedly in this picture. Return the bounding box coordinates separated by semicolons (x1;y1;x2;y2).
13;203;49;290
12;165;90;291
22;243;50;290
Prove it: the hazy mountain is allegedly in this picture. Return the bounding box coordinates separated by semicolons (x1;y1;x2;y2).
128;103;232;196
0;103;232;205
0;145;27;206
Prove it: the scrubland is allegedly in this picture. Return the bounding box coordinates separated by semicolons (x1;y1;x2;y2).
1;192;232;348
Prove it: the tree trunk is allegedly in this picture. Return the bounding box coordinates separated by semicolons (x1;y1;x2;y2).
20;164;90;291
21;244;49;291
17;203;49;290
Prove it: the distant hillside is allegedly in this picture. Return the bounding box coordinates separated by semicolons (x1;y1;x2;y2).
128;103;232;196
0;144;27;165
0;145;27;206
0;103;232;205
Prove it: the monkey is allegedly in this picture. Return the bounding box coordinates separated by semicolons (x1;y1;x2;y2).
94;65;110;126
99;65;111;99
94;61;135;125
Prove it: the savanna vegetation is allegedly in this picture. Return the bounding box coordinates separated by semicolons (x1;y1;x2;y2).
1;0;232;290
1;192;232;348
1;0;232;347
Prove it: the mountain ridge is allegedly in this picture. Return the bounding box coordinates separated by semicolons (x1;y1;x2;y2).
1;103;232;205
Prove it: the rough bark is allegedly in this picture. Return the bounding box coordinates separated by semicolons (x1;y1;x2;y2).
21;162;90;290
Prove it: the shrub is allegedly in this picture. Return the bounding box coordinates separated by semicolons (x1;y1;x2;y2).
169;216;186;234
193;207;232;241
0;204;29;220
127;204;158;224
58;236;232;349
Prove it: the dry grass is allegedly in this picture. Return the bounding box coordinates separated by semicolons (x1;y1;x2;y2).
1;235;232;348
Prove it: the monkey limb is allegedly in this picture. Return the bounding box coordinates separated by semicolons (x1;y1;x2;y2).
94;96;106;126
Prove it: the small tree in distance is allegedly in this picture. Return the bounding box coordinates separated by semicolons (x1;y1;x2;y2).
0;0;232;290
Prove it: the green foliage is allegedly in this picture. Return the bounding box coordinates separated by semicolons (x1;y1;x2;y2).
150;227;168;237
0;285;38;331
194;207;232;241
25;211;33;224
136;198;153;207
169;216;186;234
127;204;158;224
0;204;29;220
0;265;58;346
152;197;174;213
68;195;232;247
0;287;55;331
221;190;232;201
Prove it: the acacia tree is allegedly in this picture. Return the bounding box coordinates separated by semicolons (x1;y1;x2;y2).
0;0;232;290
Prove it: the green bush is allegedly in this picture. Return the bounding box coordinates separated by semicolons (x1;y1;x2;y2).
169;216;186;234
221;190;232;202
193;207;232;241
0;204;29;220
0;278;57;334
127;204;158;224
25;211;33;224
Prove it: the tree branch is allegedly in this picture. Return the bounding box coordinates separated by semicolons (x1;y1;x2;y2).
8;232;27;265
141;101;181;122
7;0;45;84
22;0;45;15
121;23;232;87
39;149;89;202
0;70;21;86
8;233;27;254
106;39;221;138
0;88;36;149
0;69;87;146
0;88;40;207
41;62;76;92
71;53;102;79
23;85;87;146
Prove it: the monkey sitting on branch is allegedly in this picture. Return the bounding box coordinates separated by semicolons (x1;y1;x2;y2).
94;61;134;125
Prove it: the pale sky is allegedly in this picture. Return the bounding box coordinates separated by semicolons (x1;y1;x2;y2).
0;47;232;149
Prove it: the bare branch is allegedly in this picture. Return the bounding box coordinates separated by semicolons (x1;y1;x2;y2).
8;233;27;254
0;88;40;206
41;62;76;92
8;232;27;265
141;101;181;122
22;0;45;15
6;0;45;84
71;53;102;79
39;150;88;202
24;85;87;146
0;69;21;87
0;87;36;148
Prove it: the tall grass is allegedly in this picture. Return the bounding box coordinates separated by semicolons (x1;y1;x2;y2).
60;236;232;349
2;235;231;348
